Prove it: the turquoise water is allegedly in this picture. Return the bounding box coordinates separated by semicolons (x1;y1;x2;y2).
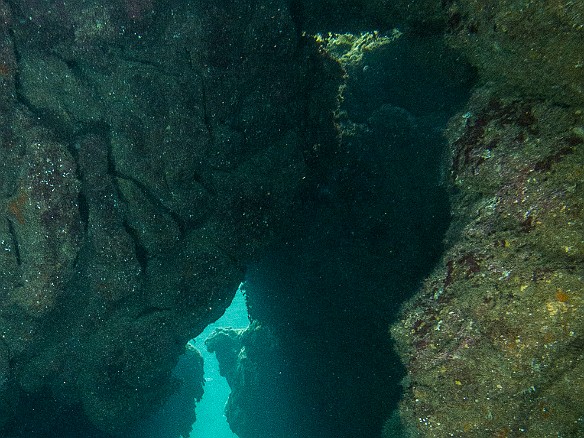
189;286;250;438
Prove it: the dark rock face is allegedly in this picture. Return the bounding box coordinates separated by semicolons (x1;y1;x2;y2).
0;0;341;435
391;89;584;438
388;1;584;437
288;0;447;33
444;0;584;105
0;0;581;437
206;1;584;437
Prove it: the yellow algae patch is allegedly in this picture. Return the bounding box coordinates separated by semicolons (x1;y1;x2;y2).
546;300;568;316
314;30;402;66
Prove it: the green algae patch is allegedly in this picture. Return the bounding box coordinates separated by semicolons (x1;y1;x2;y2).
390;89;584;437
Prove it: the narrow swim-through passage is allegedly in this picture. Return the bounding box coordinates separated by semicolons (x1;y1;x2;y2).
189;287;250;438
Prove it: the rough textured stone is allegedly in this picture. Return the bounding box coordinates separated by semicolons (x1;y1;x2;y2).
224;29;475;438
0;0;342;435
386;2;584;436
445;0;584;105
390;89;584;437
289;0;447;33
1;0;580;437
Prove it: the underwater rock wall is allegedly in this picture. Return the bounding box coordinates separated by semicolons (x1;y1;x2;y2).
390;1;584;436
0;0;581;436
0;0;341;435
444;0;584;105
288;0;447;33
391;90;584;437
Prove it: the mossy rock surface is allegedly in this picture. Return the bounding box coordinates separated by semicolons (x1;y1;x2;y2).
445;0;584;105
391;89;584;437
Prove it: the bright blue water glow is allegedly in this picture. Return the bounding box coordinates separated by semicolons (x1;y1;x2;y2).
189;285;249;438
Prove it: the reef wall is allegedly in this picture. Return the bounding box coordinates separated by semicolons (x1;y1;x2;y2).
0;0;581;436
0;0;341;435
390;1;584;436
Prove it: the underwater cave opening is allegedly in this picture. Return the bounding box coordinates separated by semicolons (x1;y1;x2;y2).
214;32;477;438
188;285;250;438
177;30;477;438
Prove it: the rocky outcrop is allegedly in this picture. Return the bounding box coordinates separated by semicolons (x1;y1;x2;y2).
0;0;341;435
288;0;447;33
391;90;584;437
444;0;584;105
390;1;584;436
1;0;581;436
